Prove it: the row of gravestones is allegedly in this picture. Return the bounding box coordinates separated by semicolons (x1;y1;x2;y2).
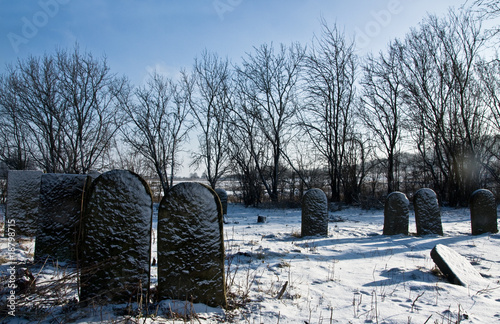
4;170;227;307
300;187;498;238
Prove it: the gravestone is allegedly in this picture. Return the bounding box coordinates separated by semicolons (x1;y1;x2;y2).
215;188;228;215
430;244;488;289
470;189;498;235
79;170;153;304
301;188;328;237
414;188;443;236
158;182;226;308
5;170;43;237
383;191;409;235
35;174;90;263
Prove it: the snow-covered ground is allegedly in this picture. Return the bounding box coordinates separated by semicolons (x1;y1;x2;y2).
1;204;499;323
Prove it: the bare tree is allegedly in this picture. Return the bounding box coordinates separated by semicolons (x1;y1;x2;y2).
236;42;305;202
300;21;357;202
359;41;406;194
188;51;232;189
121;72;191;194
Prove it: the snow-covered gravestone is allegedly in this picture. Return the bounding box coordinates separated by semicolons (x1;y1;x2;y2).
301;188;328;237
215;188;228;215
431;244;489;289
5;170;43;237
79;170;153;304
470;189;498;235
35;174;90;263
383;191;409;235
414;188;443;236
158;182;226;308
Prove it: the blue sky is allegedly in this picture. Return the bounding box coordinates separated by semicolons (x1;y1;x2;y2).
1;0;468;86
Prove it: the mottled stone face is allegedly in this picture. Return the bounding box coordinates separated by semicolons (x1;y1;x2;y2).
301;188;328;237
383;191;409;236
414;188;443;236
35;173;90;263
157;182;226;308
5;170;43;237
79;170;153;305
470;189;498;235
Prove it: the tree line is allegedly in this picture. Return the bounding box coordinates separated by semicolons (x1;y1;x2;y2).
1;3;500;207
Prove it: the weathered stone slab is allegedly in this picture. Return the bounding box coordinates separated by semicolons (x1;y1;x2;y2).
430;244;489;289
215;188;228;215
301;188;328;237
5;170;43;237
158;182;226;308
79;170;153;304
34;174;90;263
470;189;498;235
414;188;443;236
383;191;409;235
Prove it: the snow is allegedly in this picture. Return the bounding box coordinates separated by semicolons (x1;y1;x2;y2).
1;203;499;323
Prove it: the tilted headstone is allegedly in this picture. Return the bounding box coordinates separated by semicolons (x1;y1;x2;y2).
5;170;43;237
158;182;226;308
414;188;443;236
470;189;498;235
301;188;328;237
79;170;153;304
430;244;489;289
215;188;228;215
383;191;409;235
35;174;90;263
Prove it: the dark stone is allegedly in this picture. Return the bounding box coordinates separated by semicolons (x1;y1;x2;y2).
301;188;328;237
35;174;90;263
414;188;443;236
215;188;228;215
257;215;267;223
430;244;487;289
79;170;153;304
383;191;409;235
5;170;43;237
470;189;498;235
158;182;226;308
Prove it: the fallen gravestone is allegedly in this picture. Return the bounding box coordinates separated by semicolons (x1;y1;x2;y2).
430;244;489;289
301;188;328;237
158;182;226;308
79;170;153;304
5;170;43;237
215;188;228;215
35;173;90;263
414;188;443;236
383;191;409;235
470;189;498;235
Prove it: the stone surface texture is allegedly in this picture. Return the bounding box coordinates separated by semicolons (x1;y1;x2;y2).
35;173;90;263
430;244;489;289
414;188;443;236
470;189;498;235
5;170;43;237
383;191;409;235
158;182;226;308
79;170;153;304
301;188;328;237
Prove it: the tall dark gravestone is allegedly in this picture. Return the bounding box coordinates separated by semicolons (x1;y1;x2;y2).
470;189;498;235
301;188;329;237
5;170;43;237
158;182;227;308
79;170;153;304
35;174;90;263
414;188;443;236
215;188;228;215
383;191;409;235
